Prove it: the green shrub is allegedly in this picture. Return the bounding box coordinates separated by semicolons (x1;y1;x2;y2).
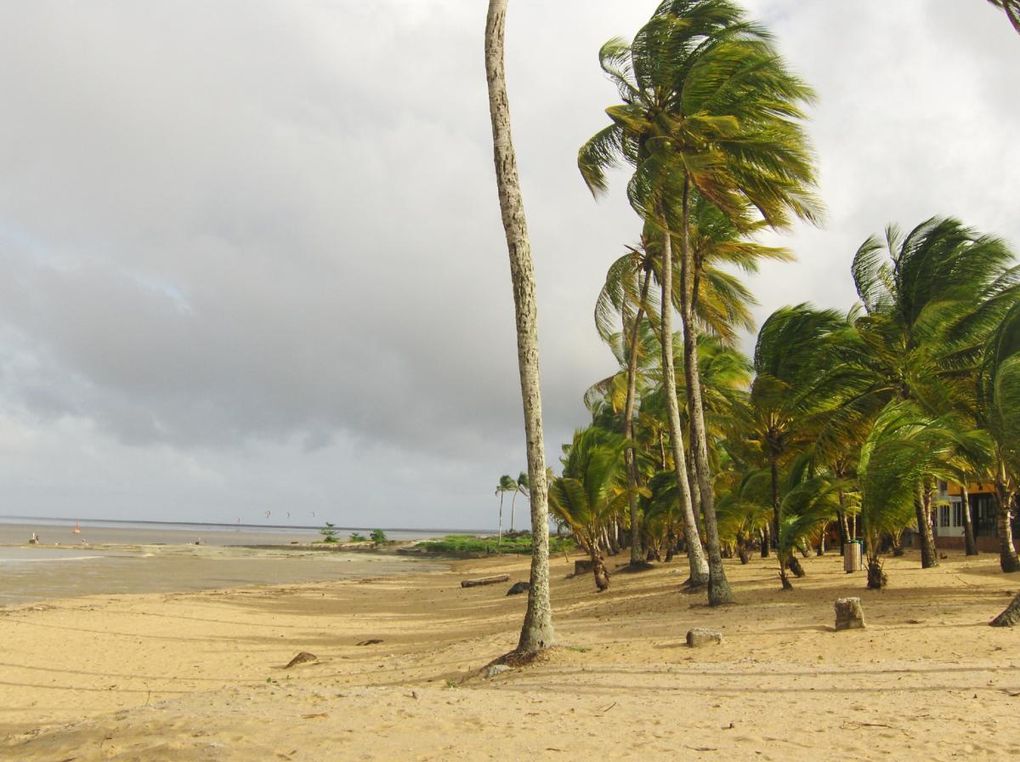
349;532;367;542
370;529;387;543
416;533;576;556
319;522;338;543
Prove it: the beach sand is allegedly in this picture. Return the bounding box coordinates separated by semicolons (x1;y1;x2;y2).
2;549;1018;760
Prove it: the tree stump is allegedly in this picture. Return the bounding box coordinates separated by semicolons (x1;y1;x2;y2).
686;628;723;647
991;592;1020;627
574;559;593;576
834;597;865;630
506;581;530;596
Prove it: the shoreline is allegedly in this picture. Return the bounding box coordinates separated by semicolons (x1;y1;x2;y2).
2;549;1018;760
0;540;446;609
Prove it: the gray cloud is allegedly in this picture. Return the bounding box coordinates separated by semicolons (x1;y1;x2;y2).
0;1;1016;527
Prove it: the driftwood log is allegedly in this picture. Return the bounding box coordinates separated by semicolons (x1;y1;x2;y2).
284;651;318;669
460;574;510;588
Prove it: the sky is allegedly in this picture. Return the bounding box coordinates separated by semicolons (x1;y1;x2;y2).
0;1;1017;530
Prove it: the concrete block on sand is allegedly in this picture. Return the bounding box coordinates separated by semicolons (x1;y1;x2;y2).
835;597;865;630
686;628;722;647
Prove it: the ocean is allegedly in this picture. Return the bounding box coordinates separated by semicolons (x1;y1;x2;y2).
0;516;464;547
0;517;456;607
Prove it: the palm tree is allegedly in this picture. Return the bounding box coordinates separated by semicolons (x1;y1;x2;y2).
987;0;1020;34
494;478;506;544
484;0;553;654
988;305;1020;624
496;474;517;542
979;300;1020;572
591;221;759;567
579;0;820;605
850;217;1018;569
858;403;964;588
776;475;844;589
594;236;659;565
511;471;529;532
741;305;847;560
548;427;631;591
715;466;771;564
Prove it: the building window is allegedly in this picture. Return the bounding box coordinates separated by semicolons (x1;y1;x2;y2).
953;502;964;527
940;506;950;528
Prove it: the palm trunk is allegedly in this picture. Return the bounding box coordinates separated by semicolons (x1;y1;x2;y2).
509;491;517;533
591;551;610;591
624;269;652;565
659;215;709;587
915;483;938;569
485;0;553;653
836;510;848;553
687;446;702;518
994;467;1020;572
606;525;620;555
770;457;781;549
678;182;731;605
961;482;977;556
497;493;504;545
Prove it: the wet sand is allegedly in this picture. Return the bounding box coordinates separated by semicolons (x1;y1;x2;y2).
2;550;1018;760
0;541;440;607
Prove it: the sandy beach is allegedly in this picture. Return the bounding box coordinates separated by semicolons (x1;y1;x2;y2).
2;549;1019;760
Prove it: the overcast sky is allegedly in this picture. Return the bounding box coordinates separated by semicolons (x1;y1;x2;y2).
0;1;1016;530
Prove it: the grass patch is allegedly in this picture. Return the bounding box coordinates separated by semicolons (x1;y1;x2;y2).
416;533;576;557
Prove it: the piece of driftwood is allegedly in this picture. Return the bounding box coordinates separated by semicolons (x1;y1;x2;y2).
283;651;318;669
506;581;530;596
574;559;593;575
356;638;383;646
460;574;510;588
834;597;866;630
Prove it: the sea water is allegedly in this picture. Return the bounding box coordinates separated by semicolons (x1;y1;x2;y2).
0;517;457;547
0;518;449;607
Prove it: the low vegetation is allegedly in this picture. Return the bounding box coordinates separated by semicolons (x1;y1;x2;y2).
417;533;575;557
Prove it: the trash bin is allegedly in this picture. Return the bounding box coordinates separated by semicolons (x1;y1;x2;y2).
844;540;863;573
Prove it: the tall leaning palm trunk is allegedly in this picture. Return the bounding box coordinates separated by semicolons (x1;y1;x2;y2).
484;0;553;653
659;215;710;586
623;268;653;565
678;182;732;603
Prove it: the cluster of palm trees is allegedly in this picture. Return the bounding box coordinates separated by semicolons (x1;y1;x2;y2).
559;214;1020;597
494;473;529;542
485;0;1019;654
543;1;1020;599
